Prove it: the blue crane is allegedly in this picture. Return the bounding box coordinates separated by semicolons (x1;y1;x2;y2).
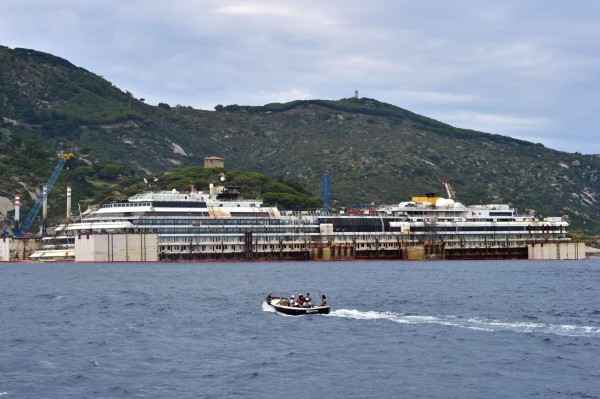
14;153;73;237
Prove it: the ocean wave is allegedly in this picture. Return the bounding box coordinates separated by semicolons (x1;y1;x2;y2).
33;293;65;300
328;309;600;337
38;360;55;368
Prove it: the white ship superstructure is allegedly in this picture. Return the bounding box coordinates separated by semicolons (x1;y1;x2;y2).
63;186;321;261
378;196;567;246
34;186;582;262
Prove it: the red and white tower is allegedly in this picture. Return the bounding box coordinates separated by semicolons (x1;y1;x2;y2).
66;186;72;218
14;194;21;229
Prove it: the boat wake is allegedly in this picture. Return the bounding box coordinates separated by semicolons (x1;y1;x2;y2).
261;301;276;313
329;309;600;337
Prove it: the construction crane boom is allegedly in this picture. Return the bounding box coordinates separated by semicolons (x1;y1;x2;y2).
441;178;458;201
15;153;73;236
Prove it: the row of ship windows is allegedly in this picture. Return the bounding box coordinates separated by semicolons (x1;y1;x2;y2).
99;212;274;219
157;242;413;251
153;228;320;234
412;234;559;241
328;224;564;234
159;244;309;251
106;201;211;208
398;226;563;232
160;236;312;243
156;240;533;252
156;233;558;244
133;219;308;226
93;213;209;218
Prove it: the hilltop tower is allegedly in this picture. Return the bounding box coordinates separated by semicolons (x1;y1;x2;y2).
204;156;225;168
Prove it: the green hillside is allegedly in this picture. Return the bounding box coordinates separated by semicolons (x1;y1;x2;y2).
1;45;599;235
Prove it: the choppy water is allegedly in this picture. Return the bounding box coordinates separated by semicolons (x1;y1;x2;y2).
2;259;599;398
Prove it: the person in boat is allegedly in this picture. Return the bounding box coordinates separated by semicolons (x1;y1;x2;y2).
296;294;304;307
288;295;295;307
303;297;312;308
305;292;311;303
320;294;327;307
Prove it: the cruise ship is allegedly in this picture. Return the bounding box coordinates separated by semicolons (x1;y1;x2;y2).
29;183;582;262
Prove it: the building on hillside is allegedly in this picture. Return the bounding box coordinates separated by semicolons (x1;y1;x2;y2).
204;156;224;168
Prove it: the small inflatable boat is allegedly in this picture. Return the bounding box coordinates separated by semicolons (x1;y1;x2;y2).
266;294;331;316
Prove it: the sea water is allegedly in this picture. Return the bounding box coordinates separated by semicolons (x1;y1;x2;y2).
1;259;599;398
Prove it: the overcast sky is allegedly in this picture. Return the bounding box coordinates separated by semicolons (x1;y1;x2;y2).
1;1;599;154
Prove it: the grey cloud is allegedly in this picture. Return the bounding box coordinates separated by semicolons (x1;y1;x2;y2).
0;0;598;153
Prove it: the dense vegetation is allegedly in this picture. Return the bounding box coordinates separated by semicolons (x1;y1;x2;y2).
133;166;321;210
1;45;599;235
